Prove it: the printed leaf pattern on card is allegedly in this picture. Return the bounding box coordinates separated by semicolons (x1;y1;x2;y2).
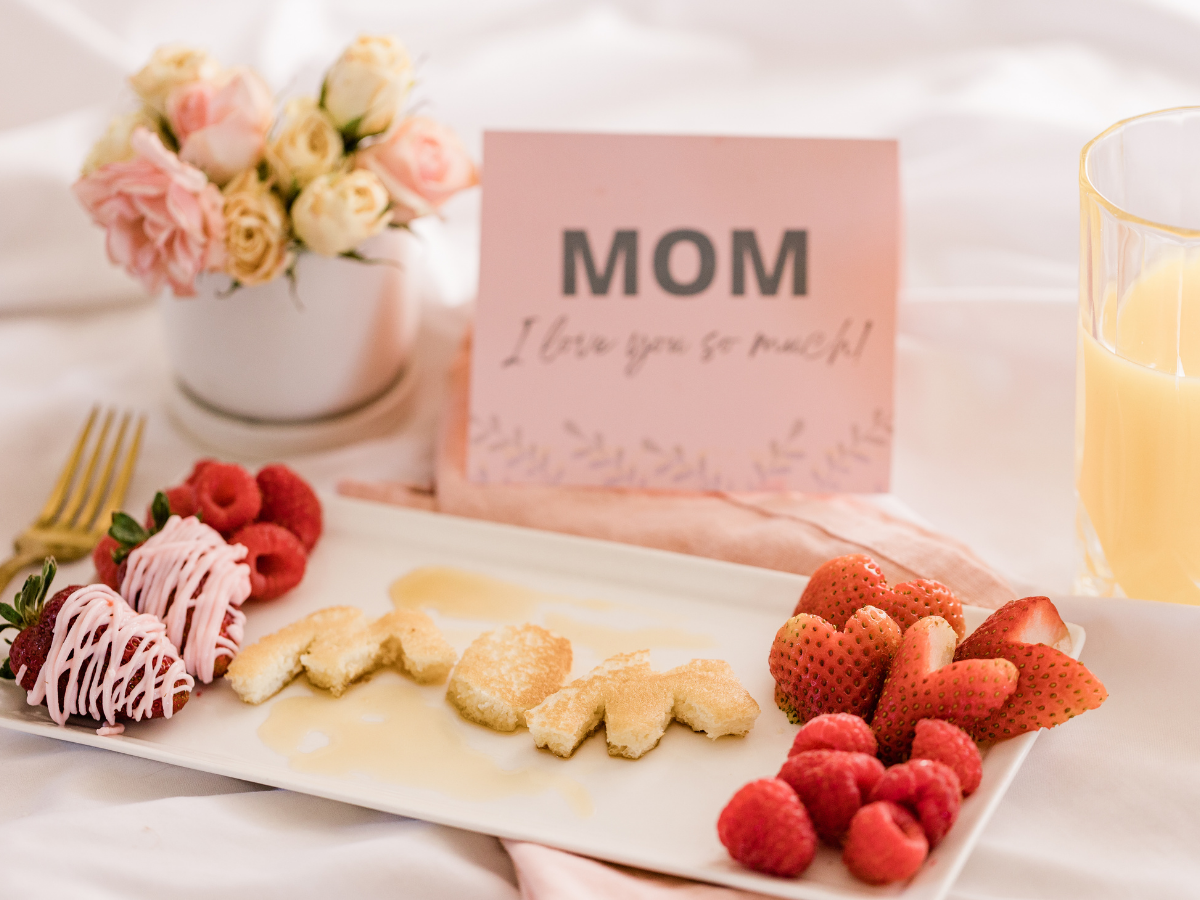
470;410;892;492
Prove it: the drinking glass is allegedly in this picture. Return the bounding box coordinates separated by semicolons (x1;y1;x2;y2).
1077;107;1200;604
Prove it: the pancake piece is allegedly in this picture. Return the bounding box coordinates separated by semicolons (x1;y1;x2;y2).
226;606;456;703
225;606;363;704
302;608;457;696
526;650;651;757
447;624;573;731
526;651;760;759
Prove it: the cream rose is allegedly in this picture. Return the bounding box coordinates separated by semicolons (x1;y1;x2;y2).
265;97;343;195
221;170;292;286
355;116;478;223
321;35;414;139
129;45;221;114
291;170;390;256
81;109;165;176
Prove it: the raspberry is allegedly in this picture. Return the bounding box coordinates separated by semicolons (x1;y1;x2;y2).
790;713;877;757
777;750;884;844
193;462;261;535
230;522;307;601
911;718;983;795
256;464;322;553
145;484;198;527
842;801;928;885
185;458;219;486
717;778;817;878
92;535;121;590
869;759;962;847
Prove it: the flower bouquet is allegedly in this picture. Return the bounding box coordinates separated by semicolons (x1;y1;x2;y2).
73;36;478;297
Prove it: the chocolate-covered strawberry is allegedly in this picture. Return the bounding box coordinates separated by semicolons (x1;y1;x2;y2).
0;559;193;726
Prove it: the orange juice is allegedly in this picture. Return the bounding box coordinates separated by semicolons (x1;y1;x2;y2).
1077;258;1200;604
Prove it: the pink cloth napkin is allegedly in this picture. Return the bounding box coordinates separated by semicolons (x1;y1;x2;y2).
502;841;765;900
339;339;1017;609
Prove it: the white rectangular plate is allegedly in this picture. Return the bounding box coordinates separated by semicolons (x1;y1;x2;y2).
0;495;1086;900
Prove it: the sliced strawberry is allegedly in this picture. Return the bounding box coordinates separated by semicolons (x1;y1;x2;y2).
777;750;885;844
954;597;1106;742
794;556;965;640
230;522;307;601
793;555;891;629
769;606;901;723
256;463;322;553
871;616;1019;763
885;580;966;641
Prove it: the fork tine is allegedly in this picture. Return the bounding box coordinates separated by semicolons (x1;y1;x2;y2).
35;405;99;526
77;411;131;531
90;414;145;537
57;408;114;528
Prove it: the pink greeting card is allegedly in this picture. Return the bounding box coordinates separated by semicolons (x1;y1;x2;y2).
468;131;899;492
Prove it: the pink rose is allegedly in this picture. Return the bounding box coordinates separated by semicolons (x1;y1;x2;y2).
166;68;273;185
355;117;478;223
72;127;226;297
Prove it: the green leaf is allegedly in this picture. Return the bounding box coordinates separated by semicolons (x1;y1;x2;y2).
109;511;149;547
151;491;171;532
0;658;13;680
0;603;22;627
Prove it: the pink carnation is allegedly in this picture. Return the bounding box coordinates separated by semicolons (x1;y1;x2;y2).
73;127;226;297
356;116;478;223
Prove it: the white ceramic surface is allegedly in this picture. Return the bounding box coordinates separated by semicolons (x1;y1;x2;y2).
0;495;1087;900
159;230;421;423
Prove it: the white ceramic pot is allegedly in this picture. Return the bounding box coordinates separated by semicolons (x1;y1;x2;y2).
160;230;420;423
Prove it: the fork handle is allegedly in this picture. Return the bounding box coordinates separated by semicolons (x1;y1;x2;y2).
0;549;48;599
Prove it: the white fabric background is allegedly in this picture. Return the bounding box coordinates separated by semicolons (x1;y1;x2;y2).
1;1;1198;896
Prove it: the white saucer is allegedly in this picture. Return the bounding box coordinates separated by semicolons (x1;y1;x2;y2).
165;360;420;459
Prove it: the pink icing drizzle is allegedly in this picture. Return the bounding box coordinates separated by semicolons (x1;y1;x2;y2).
121;515;251;684
27;584;193;726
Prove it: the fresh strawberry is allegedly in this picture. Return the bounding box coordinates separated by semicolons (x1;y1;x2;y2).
872;616;1019;763
256;464;322;553
842;801;928;885
885;580;966;641
0;559;191;723
794;556;965;640
869;758;961;847
777;750;885;844
229;522;307;601
954;597;1106;742
911;718;983;795
789;712;877;756
92;534;122;590
192;461;261;535
769;607;901;723
793;555;891;629
718;778;818;878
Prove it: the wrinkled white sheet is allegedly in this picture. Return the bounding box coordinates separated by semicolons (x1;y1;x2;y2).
1;1;1198;897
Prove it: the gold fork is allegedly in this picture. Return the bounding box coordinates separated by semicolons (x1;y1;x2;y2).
0;407;145;596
